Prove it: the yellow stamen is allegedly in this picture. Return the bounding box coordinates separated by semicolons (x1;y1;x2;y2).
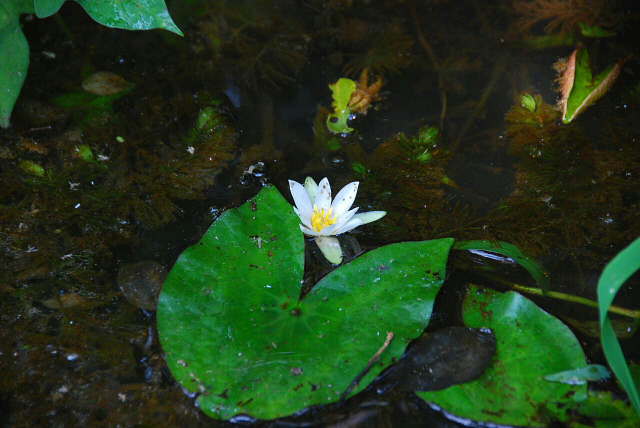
311;204;337;232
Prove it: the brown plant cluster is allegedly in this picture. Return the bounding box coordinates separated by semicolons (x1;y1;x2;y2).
488;93;640;267
510;0;618;36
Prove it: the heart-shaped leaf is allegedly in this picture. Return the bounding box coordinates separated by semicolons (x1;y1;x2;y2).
418;285;588;426
157;185;453;420
559;45;625;124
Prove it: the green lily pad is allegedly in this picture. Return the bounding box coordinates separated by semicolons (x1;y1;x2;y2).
157;185;453;420
560;45;624;124
34;0;66;18
0;0;34;128
75;0;182;36
418;285;588;426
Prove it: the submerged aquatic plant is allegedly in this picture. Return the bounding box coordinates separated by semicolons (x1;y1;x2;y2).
510;0;617;37
289;177;385;264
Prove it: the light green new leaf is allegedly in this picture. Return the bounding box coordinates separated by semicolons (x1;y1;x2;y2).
598;237;640;416
157;185;453;420
0;0;34;128
419;285;587;426
34;0;66;18
544;364;610;385
76;0;182;36
327;78;355;134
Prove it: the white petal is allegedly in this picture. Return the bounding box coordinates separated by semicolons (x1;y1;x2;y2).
293;206;312;229
304;177;318;204
314;177;332;211
353;211;386;225
319;207;359;236
314;236;343;265
330;181;359;217
289;180;313;219
300;224;322;237
331;218;364;235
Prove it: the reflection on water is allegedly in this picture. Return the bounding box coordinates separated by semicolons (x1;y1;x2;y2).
1;0;639;426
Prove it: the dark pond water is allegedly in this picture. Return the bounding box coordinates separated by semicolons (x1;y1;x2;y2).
2;0;640;426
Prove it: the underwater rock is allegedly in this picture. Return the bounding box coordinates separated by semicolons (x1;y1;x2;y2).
41;293;89;309
117;261;167;311
383;326;496;392
81;71;127;96
15;99;69;127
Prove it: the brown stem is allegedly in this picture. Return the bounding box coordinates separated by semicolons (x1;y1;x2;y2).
409;4;447;133
340;332;394;401
452;57;506;152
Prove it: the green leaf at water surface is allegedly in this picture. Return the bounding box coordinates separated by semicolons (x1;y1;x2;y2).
545;364;610;385
560;45;624;124
75;0;182;35
34;0;66;17
0;0;34;128
157;185;453;420
598;236;640;416
453;240;551;292
418;285;588;426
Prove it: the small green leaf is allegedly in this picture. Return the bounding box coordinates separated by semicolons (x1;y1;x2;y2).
73;144;94;161
326;78;355;134
0;0;35;128
324;137;341;151
520;93;537;112
453;240;551;292
598;236;640;416
418;285;588;426
351;161;368;177
19;159;45;177
75;0;183;36
578;22;615;38
545;364;610;385
157;185;453;420
34;0;66;18
520;34;575;49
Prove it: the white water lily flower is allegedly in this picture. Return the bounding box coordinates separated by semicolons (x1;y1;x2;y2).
288;177;386;264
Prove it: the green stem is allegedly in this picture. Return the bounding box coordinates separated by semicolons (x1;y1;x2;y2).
53;14;74;40
491;281;640;319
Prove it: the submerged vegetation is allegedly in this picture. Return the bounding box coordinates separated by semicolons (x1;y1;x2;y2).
1;0;640;426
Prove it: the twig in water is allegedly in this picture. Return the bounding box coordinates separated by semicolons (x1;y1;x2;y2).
340;331;394;401
409;3;447;133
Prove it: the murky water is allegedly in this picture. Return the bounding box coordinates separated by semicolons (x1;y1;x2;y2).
1;1;639;426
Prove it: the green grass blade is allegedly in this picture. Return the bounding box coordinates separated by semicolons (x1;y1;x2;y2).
598;236;640;415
